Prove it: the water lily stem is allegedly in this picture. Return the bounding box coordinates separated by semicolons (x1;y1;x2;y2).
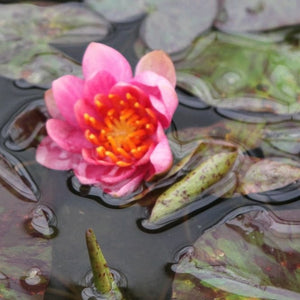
85;228;114;294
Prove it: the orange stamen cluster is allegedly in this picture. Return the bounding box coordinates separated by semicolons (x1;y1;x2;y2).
84;92;157;167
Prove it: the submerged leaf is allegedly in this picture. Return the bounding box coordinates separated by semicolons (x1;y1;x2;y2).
176;32;300;115
0;3;110;86
215;0;300;33
172;207;300;299
2;100;48;151
149;151;238;224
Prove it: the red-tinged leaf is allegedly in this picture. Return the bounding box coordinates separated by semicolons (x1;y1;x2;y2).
172;207;300;299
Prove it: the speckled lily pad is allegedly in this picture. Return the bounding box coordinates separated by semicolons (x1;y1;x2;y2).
175;32;300;116
172;206;300;299
0;3;110;87
215;0;300;33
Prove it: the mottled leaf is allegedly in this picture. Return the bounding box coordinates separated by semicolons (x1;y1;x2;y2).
0;3;110;87
149;151;238;224
239;158;300;195
176;32;300;115
215;0;300;33
172;207;300;299
2;100;48;151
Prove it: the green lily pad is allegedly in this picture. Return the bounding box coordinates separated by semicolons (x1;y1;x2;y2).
175;32;300;115
215;0;300;33
172;206;300;299
0;3;110;87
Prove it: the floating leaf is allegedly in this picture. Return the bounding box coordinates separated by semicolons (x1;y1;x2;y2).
176;32;300;115
172;207;300;299
2;100;48;151
88;0;217;54
239;158;300;195
140;0;218;54
0;3;110;87
149;151;238;224
0;148;39;202
215;0;300;33
263;122;300;155
85;0;146;23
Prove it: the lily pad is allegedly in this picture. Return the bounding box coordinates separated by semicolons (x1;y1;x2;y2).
87;0;217;54
85;0;147;23
172;206;300;299
0;3;110;87
215;0;300;33
175;32;300;115
140;0;218;54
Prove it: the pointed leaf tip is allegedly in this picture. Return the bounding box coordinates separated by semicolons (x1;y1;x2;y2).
85;228;114;294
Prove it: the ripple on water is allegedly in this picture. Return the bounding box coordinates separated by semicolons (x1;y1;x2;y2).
81;268;127;300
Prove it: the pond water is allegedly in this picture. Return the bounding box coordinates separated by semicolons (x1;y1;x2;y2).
1;1;300;300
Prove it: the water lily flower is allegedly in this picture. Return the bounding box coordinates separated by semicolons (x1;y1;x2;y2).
36;42;178;197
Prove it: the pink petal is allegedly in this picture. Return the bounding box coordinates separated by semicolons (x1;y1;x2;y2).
44;89;62;119
132;71;178;128
147;124;173;180
102;170;146;197
84;71;116;105
109;82;151;107
74;99;100;130
135;50;176;87
52;75;84;127
46;119;91;153
75;164;136;185
73;162;111;185
36;136;80;170
82;42;132;82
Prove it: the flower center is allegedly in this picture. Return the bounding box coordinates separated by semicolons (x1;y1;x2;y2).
83;92;157;167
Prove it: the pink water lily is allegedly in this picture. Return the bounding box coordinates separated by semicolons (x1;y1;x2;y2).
36;42;178;197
